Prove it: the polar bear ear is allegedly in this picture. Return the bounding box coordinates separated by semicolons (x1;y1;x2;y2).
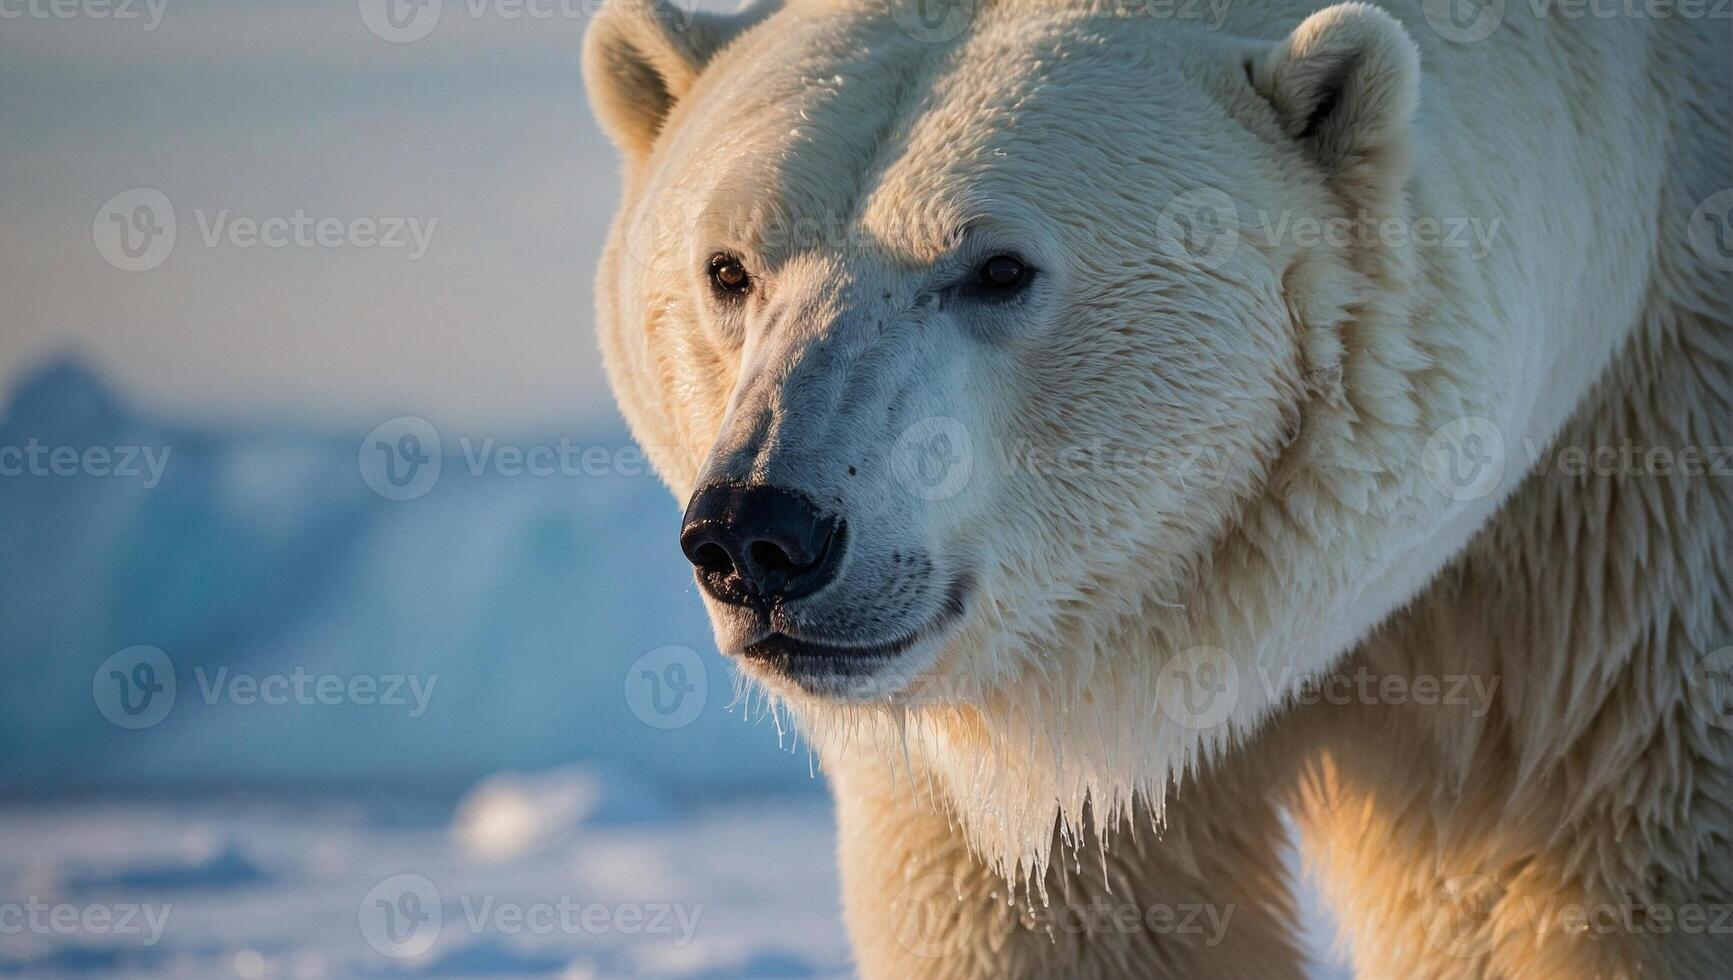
1248;3;1419;204
583;0;777;161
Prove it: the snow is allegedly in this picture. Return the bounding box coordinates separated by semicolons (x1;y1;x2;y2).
0;780;1351;979
0;781;849;979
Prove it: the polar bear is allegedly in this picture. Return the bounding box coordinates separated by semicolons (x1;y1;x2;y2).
583;0;1731;976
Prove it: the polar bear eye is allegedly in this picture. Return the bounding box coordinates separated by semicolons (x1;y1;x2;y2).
707;253;752;296
976;254;1030;292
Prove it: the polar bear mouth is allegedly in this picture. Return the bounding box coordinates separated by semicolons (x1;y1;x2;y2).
736;574;974;692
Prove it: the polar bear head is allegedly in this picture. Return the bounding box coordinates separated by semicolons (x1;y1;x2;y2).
587;0;1449;866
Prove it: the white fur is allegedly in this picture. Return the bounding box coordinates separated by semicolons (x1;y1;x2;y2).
586;1;1731;975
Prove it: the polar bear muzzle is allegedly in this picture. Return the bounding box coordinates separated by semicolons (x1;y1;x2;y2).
679;482;845;609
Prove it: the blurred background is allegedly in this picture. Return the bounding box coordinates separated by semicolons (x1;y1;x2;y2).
0;1;1347;976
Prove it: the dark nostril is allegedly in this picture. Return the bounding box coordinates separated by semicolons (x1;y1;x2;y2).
691;541;733;575
749;540;795;575
679;483;845;607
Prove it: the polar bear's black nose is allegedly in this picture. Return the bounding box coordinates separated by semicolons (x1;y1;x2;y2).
680;483;844;608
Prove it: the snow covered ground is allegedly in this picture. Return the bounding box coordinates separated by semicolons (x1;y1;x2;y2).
0;781;1352;979
0;778;850;979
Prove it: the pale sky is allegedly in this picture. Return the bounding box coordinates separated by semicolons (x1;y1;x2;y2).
0;0;674;434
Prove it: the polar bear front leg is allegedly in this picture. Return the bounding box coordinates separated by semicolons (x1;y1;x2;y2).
827;741;1307;980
